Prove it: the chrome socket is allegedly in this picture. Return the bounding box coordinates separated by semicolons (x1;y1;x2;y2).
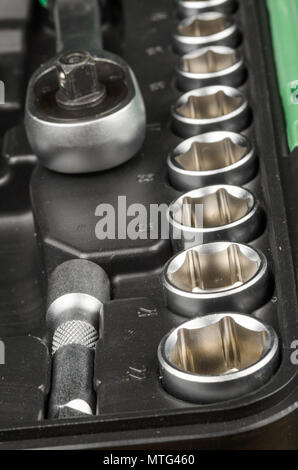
169;185;261;251
172;86;250;137
173;12;240;55
177;46;246;91
176;0;238;18
158;313;279;403
163;242;270;317
167;131;256;191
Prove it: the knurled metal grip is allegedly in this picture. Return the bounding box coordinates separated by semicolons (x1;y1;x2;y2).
46;259;110;418
51;320;99;355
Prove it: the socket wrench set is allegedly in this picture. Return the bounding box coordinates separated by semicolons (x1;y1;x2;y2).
0;0;297;449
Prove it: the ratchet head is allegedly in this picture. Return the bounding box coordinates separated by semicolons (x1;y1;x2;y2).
25;49;146;174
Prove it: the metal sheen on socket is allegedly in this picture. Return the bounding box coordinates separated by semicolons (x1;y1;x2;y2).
177;46;246;91
176;0;238;17
172;86;250;137
167;131;256;191
26;51;146;174
158;313;279;403
173;12;240;55
163;242;270;317
169;185;262;251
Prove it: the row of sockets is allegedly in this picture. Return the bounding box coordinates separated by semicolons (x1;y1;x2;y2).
157;0;279;405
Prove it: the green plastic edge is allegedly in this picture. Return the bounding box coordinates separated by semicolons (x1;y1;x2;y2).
266;0;298;151
38;0;47;7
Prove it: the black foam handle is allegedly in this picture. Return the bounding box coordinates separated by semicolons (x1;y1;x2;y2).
48;344;96;419
47;259;110;309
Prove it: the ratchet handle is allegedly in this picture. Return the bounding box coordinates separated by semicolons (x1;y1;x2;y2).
54;0;103;53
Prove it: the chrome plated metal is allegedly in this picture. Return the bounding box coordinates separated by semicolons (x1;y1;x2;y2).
158;313;279;403
47;293;103;337
172;86;250;137
163;242;270;317
167;131;256;190
25;51;146;174
51;320;99;355
25;0;146;174
173;12;240;55
169;185;262;250
177;46;246;91
176;0;237;18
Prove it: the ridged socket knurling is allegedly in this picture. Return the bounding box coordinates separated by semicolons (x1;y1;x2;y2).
52;320;99;355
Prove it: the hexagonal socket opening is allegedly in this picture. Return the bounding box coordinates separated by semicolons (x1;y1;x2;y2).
174;187;253;228
176;90;242;119
182;48;238;74
169;316;268;375
175;137;247;171
178;16;232;37
167;244;260;293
